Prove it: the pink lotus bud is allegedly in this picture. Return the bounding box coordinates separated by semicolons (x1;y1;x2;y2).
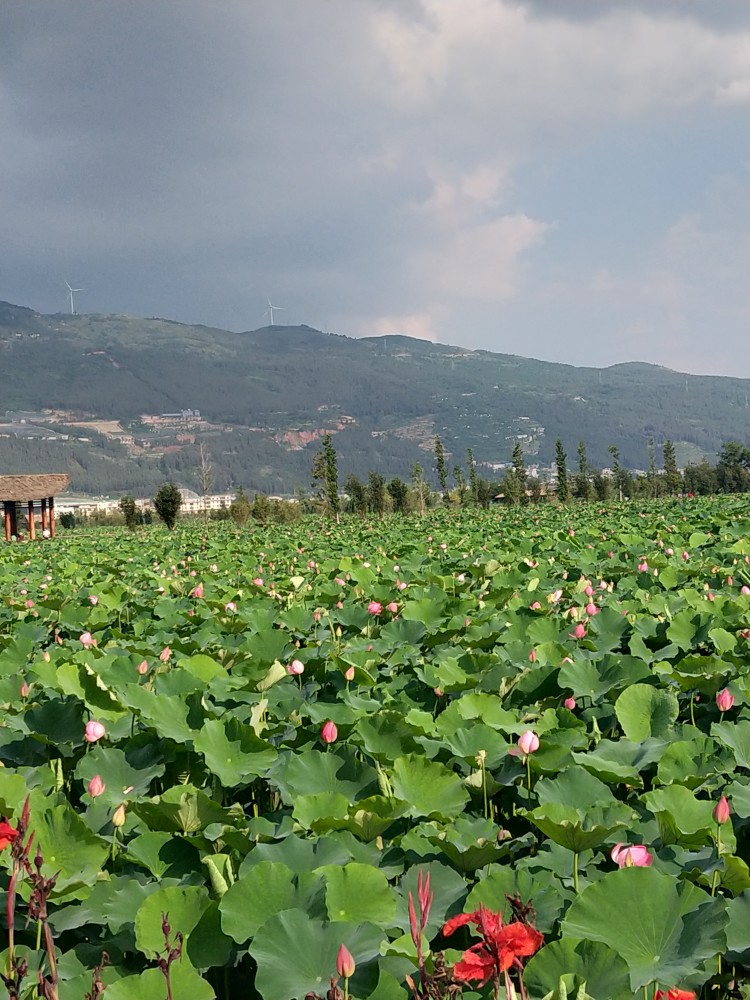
344;666;355;681
367;601;383;615
610;843;653;868
386;601;398;613
397;581;407;590
321;720;338;744
336;944;356;979
742;586;750;595
25;600;34;609
529;601;541;610
682;551;689;560
137;659;149;675
584;585;594;597
335;577;345;586
89;595;99;605
638;562;649;573
569;529;575;537
191;583;204;598
112;803;127;828
564;697;576;710
666;547;674;556
572;622;586;639
517;730;539;756
80;631;95;649
159;646;171;662
727;577;733;586
585;603;597;616
288;659;305;676
224;601;236;612
88;775;106;798
84;720;106;743
716;689;735;712
253;578;264;587
713;795;731;825
20;681;30;698
528;648;537;663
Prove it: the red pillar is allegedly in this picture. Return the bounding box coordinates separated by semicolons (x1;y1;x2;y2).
41;498;48;534
3;502;11;542
27;500;36;540
49;496;56;537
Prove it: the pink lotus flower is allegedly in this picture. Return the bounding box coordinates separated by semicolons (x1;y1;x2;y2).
25;600;34;609
84;720;106;743
288;659;305;676
137;660;149;675
210;563;218;572
666;548;674;556
191;583;204;598
335;577;345;586
517;731;539;756
386;601;398;613
682;551;689;560
638;561;649;572
713;795;731;825
571;622;587;640
80;631;95;649
529;601;541;611
88;775;106;798
344;666;355;681
397;581;407;590
564;697;576;710
224;601;236;612
159;646;171;662
611;843;653;868
336;944;356;979
585;603;597;616
584;585;594;597
367;601;383;615
742;586;750;595
253;578;264;587
321;720;338;744
716;688;735;712
89;595;99;605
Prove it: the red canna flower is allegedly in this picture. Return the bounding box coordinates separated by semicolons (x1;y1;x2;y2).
0;820;19;851
654;989;697;1000
443;906;543;985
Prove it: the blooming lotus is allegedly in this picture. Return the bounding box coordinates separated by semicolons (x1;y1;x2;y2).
287;659;304;676
84;720;106;743
654;990;696;1000
80;631;95;649
367;601;383;615
190;583;204;598
610;843;653;868
516;731;539;757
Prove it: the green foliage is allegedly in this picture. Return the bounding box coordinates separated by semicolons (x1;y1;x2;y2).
229;487;251;527
152;481;182;529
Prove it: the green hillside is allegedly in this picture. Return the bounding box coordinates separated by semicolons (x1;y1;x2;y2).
0;301;748;494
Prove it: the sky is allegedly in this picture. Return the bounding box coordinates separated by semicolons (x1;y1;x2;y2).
1;0;748;376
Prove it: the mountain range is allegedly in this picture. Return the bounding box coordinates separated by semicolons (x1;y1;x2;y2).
0;300;748;496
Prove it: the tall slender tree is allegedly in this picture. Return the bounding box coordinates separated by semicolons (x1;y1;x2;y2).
575;441;591;500
554;440;569;502
434;437;448;501
467;448;479;505
410;463;429;515
312;434;340;519
512;442;527;502
662;439;681;495
608;445;623;500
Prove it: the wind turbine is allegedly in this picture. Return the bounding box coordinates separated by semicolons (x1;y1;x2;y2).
264;297;284;326
65;281;84;315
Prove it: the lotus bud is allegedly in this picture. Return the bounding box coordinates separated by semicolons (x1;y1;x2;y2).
88;775;106;798
336;944;356;979
321;720;338;745
713;795;731;825
517;730;539;756
112;803;127;828
84;720;106;743
716;689;735;712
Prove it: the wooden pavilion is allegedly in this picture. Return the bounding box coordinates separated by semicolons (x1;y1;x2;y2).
0;474;70;541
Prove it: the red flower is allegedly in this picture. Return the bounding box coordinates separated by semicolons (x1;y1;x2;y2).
654;990;696;1000
0;820;19;851
443;906;543;984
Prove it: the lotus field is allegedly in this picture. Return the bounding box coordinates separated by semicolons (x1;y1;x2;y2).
2;497;750;1000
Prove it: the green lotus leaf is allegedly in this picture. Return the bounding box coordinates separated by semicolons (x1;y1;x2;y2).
559;655;650;701
26;797;109;892
642;785;725;848
293;791;350;829
249;910;384;1000
390;754;469;819
526;801;633;853
104;961;215;1000
193;717;277;787
75;745;164;805
534;765;616;810
220;861;323;943
656;737;729;789
126;830;201;878
572;739;665;784
712;720;750;769
466;865;567;935
134;884;210;959
322;861;397;926
120;684;193;742
725;890;750;965
524;938;632;1000
271;748;377;802
615;684;679;741
132;783;233;833
562;867;728;990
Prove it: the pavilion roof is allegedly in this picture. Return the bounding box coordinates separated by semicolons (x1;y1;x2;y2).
0;474;70;502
